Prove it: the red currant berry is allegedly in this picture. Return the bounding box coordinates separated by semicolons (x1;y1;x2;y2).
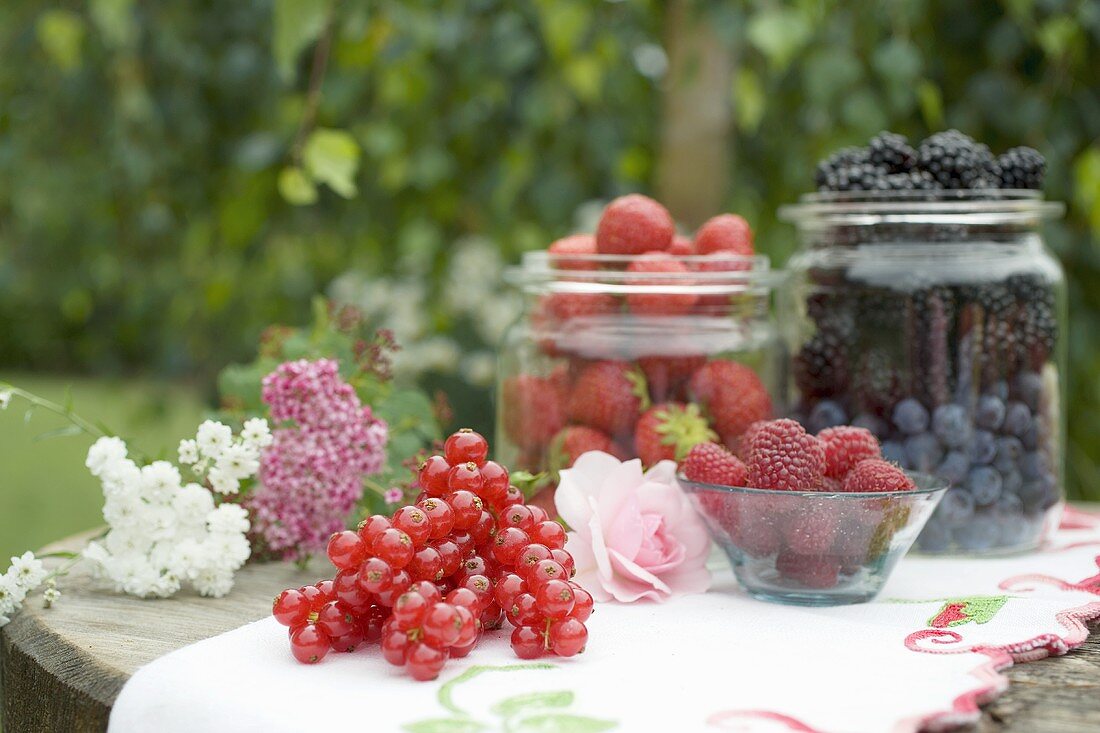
330;624;368;653
500;485;524;508
528;559;567;587
381;627;410;666
453;605;479;647
510;625;545;659
418;455;452;497
551;549;576;579
460;573;493;608
549;618;588;657
569;584;594;622
445;587;482;614
535;579;576;619
422;602;463;647
418;497;456;539
315;580;335;602
450;638;477;659
447;490;484;530
447;462;484;494
393;590;429;630
331;570;372;612
433;538;462;578
409;580;443;604
530;520;567;550
481;601;505;630
405;641;448;681
461;555;488;578
493;527;531;566
479;460;510;504
364;605;388;642
470;510;497;546
372;528;415;569
289;624;331;664
516;543;553;575
494;572;528;608
434;578;456;597
326;530;367;570
392;506;432;547
315;601;357;638
375;568;412;606
299;583;330;611
528;505;549;524
357;514;392;545
451;530;476;558
358;557;395;594
506;592;543;627
409;546;445;581
499;504;534;532
445;428;490;466
272;588;310;627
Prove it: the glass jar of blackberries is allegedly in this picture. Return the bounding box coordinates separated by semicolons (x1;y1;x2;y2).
779;190;1066;554
496;249;786;496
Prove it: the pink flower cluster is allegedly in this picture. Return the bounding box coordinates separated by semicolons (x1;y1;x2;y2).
247;359;388;558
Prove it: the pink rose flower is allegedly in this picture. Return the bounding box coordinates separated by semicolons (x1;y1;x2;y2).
555;451;711;602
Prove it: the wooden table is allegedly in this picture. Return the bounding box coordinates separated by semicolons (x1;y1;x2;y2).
2;537;1098;733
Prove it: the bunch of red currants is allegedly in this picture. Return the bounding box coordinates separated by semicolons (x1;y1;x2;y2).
271;429;593;680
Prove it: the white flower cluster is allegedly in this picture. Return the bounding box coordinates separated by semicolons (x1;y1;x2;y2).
0;552;48;627
81;420;268;599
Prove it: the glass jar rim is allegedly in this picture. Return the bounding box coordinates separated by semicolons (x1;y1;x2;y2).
506;251;783;294
779;189;1065;226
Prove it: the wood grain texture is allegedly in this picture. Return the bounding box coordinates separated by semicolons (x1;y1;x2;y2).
1;535;1098;732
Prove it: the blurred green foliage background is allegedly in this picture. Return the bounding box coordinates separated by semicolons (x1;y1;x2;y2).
1;0;1099;560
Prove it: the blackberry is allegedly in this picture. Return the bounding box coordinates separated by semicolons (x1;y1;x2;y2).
884;170;940;191
1007;274;1057;364
916;130;999;189
820;163;890;192
997;147;1045;190
793;329;849;398
854;349;904;417
868;132;917;173
815;146;870;188
912;286;954;406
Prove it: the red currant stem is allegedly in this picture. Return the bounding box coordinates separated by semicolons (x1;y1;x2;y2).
543;617;553;651
363;478;390;497
437;663;554;716
307;611;319;623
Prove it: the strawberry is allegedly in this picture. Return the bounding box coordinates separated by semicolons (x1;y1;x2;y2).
595;194;674;255
624;252;698;316
547;233;597;270
694;214;754;255
668;235;695;256
688;361;773;450
530;292;618;357
638;354;706;403
501;370;568;451
548;425;616;473
568;361;650;439
634;402;717;466
681;441;746;487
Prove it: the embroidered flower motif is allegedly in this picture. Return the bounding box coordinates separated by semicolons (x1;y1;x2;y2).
554;451;711;602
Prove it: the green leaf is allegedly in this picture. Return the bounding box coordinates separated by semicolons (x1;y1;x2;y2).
375;389;440;439
273;0;330;81
512;713;617;733
33;424;85;442
402;718;487;733
733;70;764;133
746;8;810;70
303;128;361;198
492;690;574;717
1073;147;1100;236
37;10;85;72
916;80;945;130
278;166;319;206
89;0;136;49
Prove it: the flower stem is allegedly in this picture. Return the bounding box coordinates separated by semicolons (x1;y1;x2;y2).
0;383;107;438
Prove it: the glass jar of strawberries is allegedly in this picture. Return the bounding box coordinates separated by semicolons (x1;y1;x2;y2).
780;187;1066;555
496;195;786;501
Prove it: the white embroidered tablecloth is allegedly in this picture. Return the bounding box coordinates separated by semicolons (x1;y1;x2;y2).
109;507;1100;733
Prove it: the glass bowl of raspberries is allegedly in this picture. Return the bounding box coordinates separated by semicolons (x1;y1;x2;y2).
779;131;1066;556
497;193;787;508
678;419;947;606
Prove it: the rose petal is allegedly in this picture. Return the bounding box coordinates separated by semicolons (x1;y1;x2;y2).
604;494;644;562
657;563;712;596
607;547;673;602
595;459;647;523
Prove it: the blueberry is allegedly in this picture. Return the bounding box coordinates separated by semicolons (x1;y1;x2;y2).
1000;468;1023;496
852;412;888;438
882;441;908;467
893;398;930;435
937;488;975;528
969;430;997;465
967;466;1003;507
932;404;972;448
986;380;1009;401
1003;401;1032;437
917;519;951;553
1013;371;1043;411
1021;420;1040;450
905;432;944;472
808;400;847;434
936;451;970;485
975;395;1005;431
993;436;1024;473
953;514;1001;552
1018;479;1047;513
995;492;1023;517
1020;451;1049;480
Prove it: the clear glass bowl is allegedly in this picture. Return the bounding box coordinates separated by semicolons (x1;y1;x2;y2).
778;191;1066;555
679;473;947;606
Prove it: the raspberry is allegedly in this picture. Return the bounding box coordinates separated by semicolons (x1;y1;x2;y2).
634;402;716;466
781;509;840;555
638;354;706;403
548;425;615;473
842;459;916;493
745;419;825;492
817;426;881;480
688;361;772;449
681;442;746;487
775;550;841;589
693;214;754;255
624;252;698;316
595;194;674;255
568;361;649;438
501;371;568;451
547;233;597;269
